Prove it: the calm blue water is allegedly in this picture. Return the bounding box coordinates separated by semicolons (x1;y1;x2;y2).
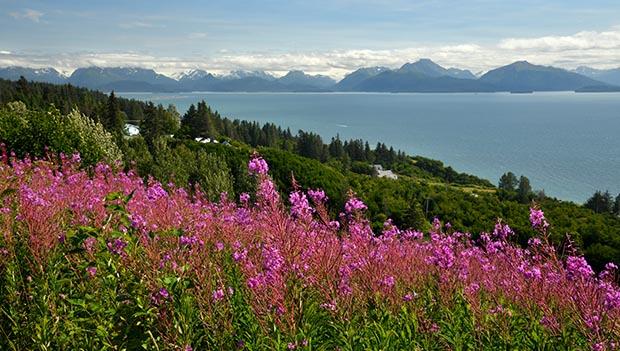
119;92;620;203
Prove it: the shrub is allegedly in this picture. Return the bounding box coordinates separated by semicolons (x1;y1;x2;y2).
0;102;122;166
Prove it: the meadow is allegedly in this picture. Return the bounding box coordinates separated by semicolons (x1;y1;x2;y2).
0;152;618;350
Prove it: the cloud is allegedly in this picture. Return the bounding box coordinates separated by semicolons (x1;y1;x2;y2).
119;21;165;29
1;27;618;79
9;8;44;22
499;29;620;51
188;32;208;39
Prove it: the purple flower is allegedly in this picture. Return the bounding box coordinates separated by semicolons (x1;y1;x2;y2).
308;189;327;203
529;208;549;230
492;221;514;240
247;276;261;290
146;183;167;201
287;342;297;350
344;197;367;214
289;191;313;219
380;275;395;289
212;288;225;301
403;293;414;302
566;256;594;280
239;192;250;204
152;287;171;305
86;266;97;278
215;241;225;251
233;249;247;262
107;238;127;256
159;288;169;299
248;155;269;175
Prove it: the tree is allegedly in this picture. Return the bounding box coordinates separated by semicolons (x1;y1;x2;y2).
498;172;518;192
402;202;430;232
585;190;614;214
614;193;620;216
328;135;345;159
297;130;325;161
104;91;125;137
517;175;532;203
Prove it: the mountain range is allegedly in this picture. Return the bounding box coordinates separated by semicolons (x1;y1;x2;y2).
1;59;618;93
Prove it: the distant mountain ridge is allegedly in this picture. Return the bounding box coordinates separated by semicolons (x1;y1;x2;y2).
0;66;67;84
1;59;617;93
398;59;476;79
573;66;620;86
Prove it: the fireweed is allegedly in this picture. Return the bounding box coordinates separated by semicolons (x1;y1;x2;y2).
0;151;618;350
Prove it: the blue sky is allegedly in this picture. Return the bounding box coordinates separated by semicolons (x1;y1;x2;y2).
1;0;619;77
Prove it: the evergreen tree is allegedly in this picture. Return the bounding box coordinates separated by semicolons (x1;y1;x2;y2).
104;91;125;137
328;135;345;159
614;193;620;216
499;172;518;191
517;175;532;203
585;190;614;214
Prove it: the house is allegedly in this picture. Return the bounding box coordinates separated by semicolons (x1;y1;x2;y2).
124;123;140;137
372;164;398;180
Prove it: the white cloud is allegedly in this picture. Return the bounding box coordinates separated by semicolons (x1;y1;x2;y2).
9;8;44;22
0;50;11;55
188;32;208;39
1;27;619;79
499;29;620;51
119;21;166;29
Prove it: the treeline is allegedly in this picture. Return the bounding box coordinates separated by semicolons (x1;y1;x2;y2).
0;77;147;124
585;190;620;216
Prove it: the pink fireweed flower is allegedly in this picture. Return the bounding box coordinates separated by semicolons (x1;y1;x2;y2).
146;183;167;201
307;188;327;203
320;301;337;311
529;207;549;230
257;179;279;203
239;192;250;204
402;229;423;240
83;237;97;254
492;220;514;241
151;287;171;305
566;256;594;280
248;154;269;175
344;197;367;214
212;288;225;301
380;275;396;289
86;266;97;278
233;248;248;262
329;220;340;230
107;238;127;257
289;191;313;219
403;292;416;302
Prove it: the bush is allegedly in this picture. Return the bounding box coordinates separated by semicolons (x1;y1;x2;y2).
0;101;122;166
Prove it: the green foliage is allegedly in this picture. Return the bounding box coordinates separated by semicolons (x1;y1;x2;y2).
0;102;122;166
585;190;615;214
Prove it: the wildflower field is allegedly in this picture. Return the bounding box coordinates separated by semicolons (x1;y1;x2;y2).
0;153;618;350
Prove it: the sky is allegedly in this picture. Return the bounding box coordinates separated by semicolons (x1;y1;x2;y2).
1;0;619;78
